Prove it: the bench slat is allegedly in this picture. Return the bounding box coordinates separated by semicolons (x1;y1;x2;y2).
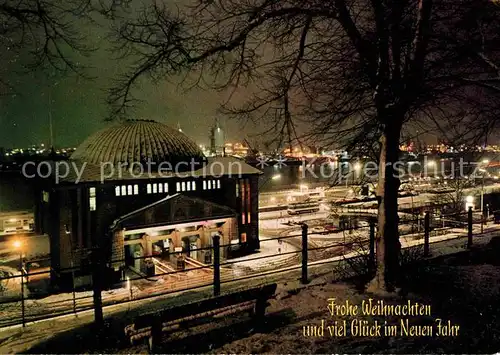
133;284;276;329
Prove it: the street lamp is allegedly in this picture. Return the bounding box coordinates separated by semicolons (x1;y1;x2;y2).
13;239;25;327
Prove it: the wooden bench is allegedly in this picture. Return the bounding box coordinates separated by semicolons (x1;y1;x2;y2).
124;283;277;352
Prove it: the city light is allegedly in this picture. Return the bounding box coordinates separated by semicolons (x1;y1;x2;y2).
427;160;436;167
482;159;490;164
271;174;281;180
353;162;362;171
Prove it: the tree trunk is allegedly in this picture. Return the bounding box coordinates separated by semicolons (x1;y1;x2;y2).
366;126;402;293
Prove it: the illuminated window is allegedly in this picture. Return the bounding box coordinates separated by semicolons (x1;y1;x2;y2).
153;184;158;194
217;180;221;189
186;181;191;191
247;212;251;224
182;181;186;191
240;180;245;220
191;181;196;191
208;180;212;189
246;179;251;222
121;185;126;196
115;186;121;196
147;184;152;194
176;182;181;191
236;183;239;197
89;187;96;211
241;233;247;243
43;191;50;203
164;183;169;192
133;185;139;195
159;183;163;193
203;180;207;190
127;185;133;195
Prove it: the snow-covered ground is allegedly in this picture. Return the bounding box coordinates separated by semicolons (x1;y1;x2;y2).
226;236;299;272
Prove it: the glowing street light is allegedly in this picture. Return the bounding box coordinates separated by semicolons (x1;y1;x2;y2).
271;174;282;180
465;195;475;211
13;239;22;249
482;159;490;165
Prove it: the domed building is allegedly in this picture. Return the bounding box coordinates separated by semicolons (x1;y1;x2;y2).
34;120;261;288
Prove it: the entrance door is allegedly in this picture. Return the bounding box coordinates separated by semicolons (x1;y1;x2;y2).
182;237;191;257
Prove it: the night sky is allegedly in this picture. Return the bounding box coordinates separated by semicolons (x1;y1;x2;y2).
0;1;248;150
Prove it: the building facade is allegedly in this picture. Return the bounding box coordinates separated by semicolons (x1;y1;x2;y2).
34;120;261;288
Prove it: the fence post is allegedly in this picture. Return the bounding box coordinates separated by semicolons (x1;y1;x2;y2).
467;207;473;249
301;223;308;284
91;249;104;327
424;212;430;257
72;268;76;315
213;234;221;296
20;255;25;327
369;218;376;272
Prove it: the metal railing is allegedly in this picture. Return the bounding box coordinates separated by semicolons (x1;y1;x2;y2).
0;207;495;329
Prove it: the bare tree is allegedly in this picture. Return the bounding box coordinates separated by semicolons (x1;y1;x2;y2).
0;0;126;93
109;0;500;292
430;177;474;214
